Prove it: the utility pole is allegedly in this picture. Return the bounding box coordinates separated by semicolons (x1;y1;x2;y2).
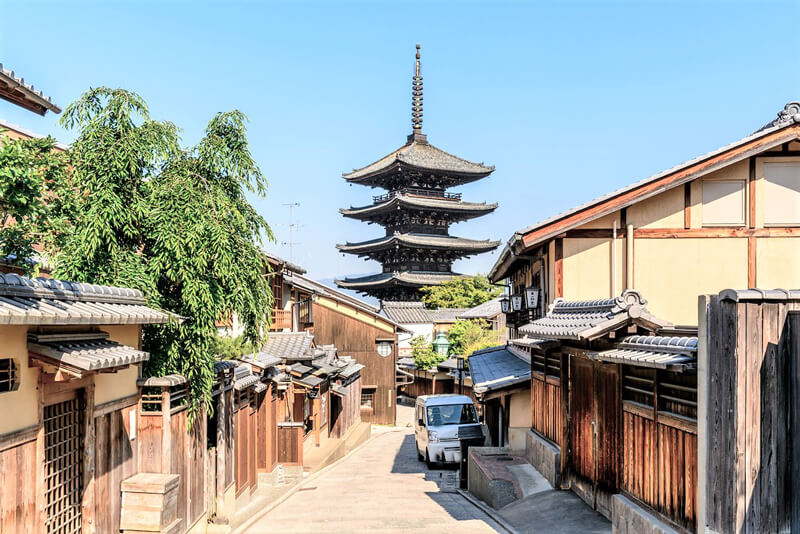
281;202;301;263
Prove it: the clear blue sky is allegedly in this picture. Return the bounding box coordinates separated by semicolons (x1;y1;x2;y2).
2;0;798;284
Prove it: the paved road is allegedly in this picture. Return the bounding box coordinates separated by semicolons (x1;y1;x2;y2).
242;423;501;533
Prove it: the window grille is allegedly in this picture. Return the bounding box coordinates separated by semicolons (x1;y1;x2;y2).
360;390;375;410
658;371;697;420
0;358;17;392
623;367;655;408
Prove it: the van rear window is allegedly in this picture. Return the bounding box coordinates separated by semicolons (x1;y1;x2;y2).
426;404;478;426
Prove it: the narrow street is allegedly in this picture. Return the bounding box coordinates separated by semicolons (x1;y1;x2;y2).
240;404;502;533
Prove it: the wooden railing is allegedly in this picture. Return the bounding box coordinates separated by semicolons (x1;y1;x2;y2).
373;188;462;203
270;308;292;330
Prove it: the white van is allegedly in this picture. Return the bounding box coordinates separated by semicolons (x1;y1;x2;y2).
414;394;487;468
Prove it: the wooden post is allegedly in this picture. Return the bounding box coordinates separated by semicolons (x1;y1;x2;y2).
216;373;227;522
626;223;634;289
314;396;321;447
82;381;96;534
35;371;46;531
161;386;171;474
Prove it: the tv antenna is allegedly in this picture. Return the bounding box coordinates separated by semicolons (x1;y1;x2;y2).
280;202;303;263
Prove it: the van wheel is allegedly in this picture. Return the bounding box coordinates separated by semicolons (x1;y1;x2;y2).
425;450;435;469
417;447;424;461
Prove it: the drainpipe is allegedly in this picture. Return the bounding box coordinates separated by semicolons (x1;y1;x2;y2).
626;222;634;289
612;219;618;296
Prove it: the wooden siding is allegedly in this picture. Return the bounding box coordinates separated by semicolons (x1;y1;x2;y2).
137;401;206;531
531;374;561;445
93;405;138;534
312;304;397;424
0;436;38;531
277;424;303;465
330;380;361;440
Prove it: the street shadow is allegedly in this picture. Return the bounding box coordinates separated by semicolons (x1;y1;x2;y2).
389;432;502;531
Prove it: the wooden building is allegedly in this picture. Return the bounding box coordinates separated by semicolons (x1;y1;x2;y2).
491;101;800;329
0;273;172;533
469;344;531;451
272;272;406;425
511;291;699;532
336;45;498;302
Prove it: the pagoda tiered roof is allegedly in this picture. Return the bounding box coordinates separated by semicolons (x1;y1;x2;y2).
335;45;498;301
342;134;494;190
340;191;497;223
336;233;500;257
335;271;459;291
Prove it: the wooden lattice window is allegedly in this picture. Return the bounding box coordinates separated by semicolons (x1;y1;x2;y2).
44;395;85;534
532;352;546;375
658;371;697;421
623;367;655;410
545;353;561;380
360;389;375;411
0;358;18;392
140;386;162;413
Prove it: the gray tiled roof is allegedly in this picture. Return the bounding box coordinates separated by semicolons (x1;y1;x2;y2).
341;195;497;219
592;335;697;371
380;301;466;324
338;271;458;289
337;233;500;254
28;332;148;371
0;63;61;114
137;374;187;387
0;273;172;326
518;290;670;341
343;138;494;181
234;364;261;390
259;332;315;361
293;374;325;388
458;298;502;320
468;345;531;395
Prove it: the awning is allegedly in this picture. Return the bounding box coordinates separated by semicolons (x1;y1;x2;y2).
28;332;148;371
293;374;324;388
468;345;531;396
338;363;364;378
331;384;349;397
591;335;697;372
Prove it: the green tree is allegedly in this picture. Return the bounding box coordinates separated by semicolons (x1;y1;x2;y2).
410;335;444;370
447;319;501;356
420;275;502;309
0;134;64;274
44;88;273;417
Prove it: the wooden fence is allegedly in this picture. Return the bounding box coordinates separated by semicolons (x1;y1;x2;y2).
531;351;563;446
138;381;207;531
620;367;698;531
703;291;800;533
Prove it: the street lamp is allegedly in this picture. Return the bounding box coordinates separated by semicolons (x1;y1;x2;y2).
511;294;523;312
432;332;450;356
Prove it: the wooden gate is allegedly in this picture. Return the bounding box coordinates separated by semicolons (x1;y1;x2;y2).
569;356;621;518
44;393;85;534
234;389;257;497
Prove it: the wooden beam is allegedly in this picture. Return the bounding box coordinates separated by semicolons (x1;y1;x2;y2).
634;227;800;238
93;393;138;418
0;424;39;452
82;381;97;534
520;126;800;250
684;183;692;229
749;157;756;229
564;229;614;239
748;236;757;288
554;238;563;298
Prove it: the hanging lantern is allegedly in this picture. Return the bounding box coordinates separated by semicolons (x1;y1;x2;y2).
511;294;523;311
500;295;510;313
525;287;539;309
432;332;451;356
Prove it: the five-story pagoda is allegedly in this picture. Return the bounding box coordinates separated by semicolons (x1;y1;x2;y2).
336;45;499;302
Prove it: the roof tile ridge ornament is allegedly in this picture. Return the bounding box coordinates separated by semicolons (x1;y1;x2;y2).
754;101;800;134
614;289;647;314
408;44;428;145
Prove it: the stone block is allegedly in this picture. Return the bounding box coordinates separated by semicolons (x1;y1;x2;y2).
611;494;680;534
525;430;561;488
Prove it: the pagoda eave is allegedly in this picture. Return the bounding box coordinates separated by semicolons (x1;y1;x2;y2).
340;196;498;221
336;234;501;256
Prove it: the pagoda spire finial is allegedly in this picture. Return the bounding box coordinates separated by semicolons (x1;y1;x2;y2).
411;44;424;136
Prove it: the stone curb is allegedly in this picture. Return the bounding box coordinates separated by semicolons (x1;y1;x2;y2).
231;426;400;533
457;488;522;534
